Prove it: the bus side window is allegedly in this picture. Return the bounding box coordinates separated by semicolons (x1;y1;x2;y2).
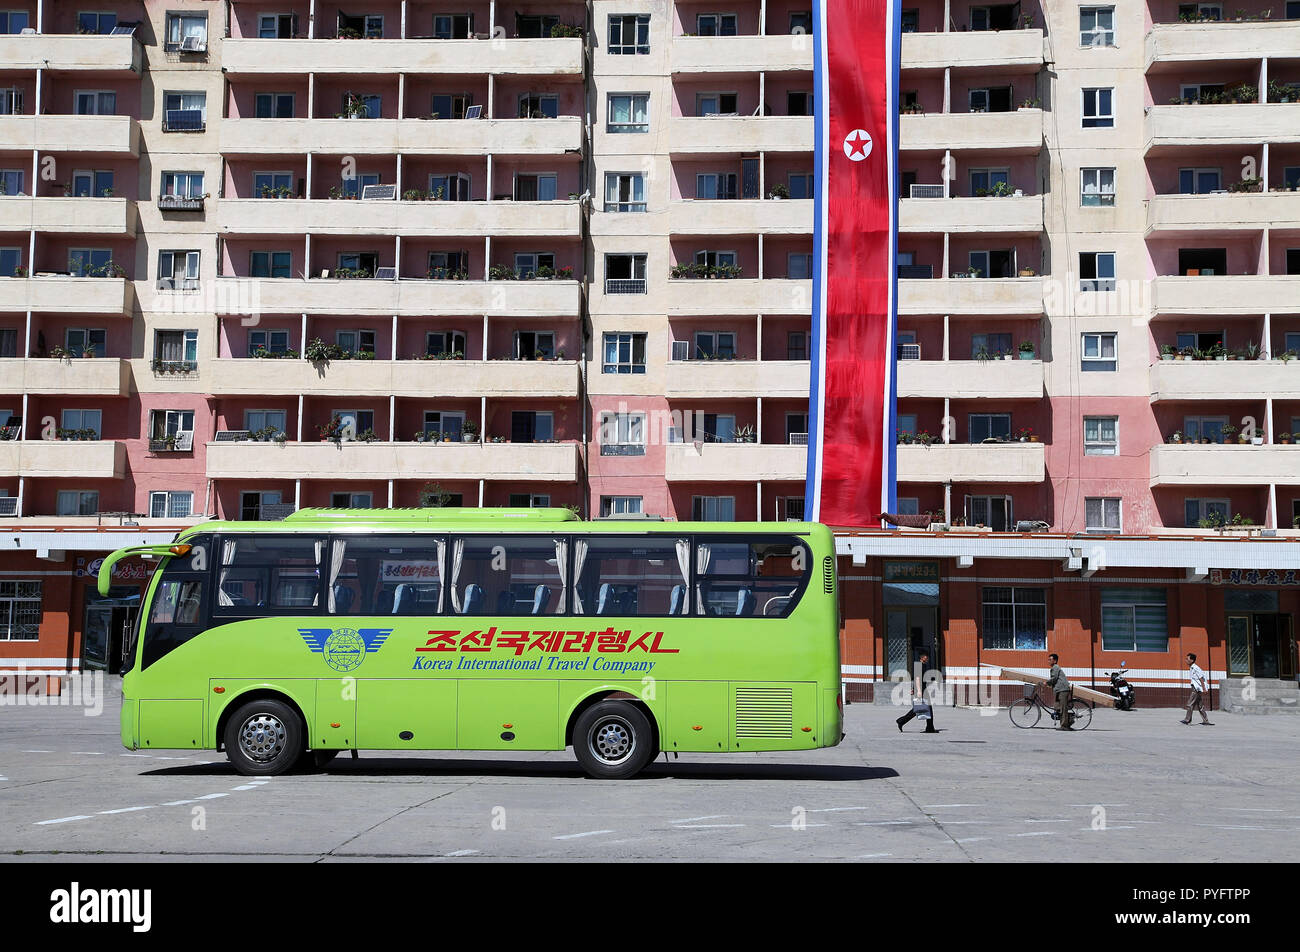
451;536;567;615
215;535;324;614
325;535;444;615
695;538;810;618
574;537;690;616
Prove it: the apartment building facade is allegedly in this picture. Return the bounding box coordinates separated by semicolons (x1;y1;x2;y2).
1;0;1298;705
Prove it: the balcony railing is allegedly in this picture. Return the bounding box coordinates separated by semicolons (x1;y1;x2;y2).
158;194;205;211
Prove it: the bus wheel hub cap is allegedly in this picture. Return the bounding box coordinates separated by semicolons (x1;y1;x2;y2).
240;714;285;761
593;720;631;762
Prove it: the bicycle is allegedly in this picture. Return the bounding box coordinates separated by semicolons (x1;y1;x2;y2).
1008;684;1092;730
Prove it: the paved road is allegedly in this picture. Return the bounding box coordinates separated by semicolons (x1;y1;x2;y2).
2;683;1297;861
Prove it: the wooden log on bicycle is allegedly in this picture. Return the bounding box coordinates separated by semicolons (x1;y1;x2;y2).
979;663;1117;708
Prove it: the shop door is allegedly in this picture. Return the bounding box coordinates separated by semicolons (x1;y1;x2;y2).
1253;615;1280;678
886;607;939;679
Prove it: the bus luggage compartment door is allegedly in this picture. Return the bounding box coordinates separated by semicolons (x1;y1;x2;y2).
139;699;204;749
666;681;728;751
356;679;457;750
315;679;356;749
457;680;561;750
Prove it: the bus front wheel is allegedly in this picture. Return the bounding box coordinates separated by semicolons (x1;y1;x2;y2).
573;701;656;780
224;699;303;776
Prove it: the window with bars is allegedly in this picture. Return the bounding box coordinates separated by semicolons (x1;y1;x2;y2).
1100;588;1170;652
608;14;650;54
150;491;194;518
0;580;41;641
981;587;1047;650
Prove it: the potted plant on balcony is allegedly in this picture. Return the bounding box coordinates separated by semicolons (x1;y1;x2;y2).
768;183;790;200
489;264;518;281
1018;98;1041;110
420;481;453;508
1221;423;1238;443
1169;430;1183;444
1159;343;1177;361
1179;346;1197;361
1208;341;1227;361
1018;339;1036;360
1199;511;1227;530
1280;432;1293;444
733;424;756;444
914;430;937;446
461;421;479;443
319;415;345;443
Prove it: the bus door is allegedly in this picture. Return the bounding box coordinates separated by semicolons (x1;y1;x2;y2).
82;587;140;674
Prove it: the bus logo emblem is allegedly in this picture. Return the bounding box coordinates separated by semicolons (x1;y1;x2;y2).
298;628;393;673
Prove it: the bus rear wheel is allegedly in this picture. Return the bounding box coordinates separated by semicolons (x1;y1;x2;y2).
573;701;656;780
224;700;303;776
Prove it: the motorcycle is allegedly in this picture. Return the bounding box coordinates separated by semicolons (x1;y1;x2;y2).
1106;662;1136;711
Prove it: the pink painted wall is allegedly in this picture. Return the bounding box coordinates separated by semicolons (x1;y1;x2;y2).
405;1;491;37
899;74;946;114
491;158;581;199
216;398;299;434
895;234;944;280
36;238;135;277
228;2;310;38
404;76;491;118
952;74;1033;112
1147;0;1276;22
946;0;1045;29
1147;68;1260;105
761;316;811;359
667;318;757;358
493;78;583;118
1145;151;1263;195
1147;236;1261;276
947;236;1041;275
44;81;142;119
674;2;762;35
310;157;400;197
313;77;401;118
490;239;581;274
668;236;759;272
488;319;581;359
670;80;760;118
221;239;303;278
24;315;130;357
224;159;308;199
1151;486;1271;529
764;236;813;278
764;0;815;35
1148;316;1265;359
484;397;580;441
212;481;298;519
671;159;750;200
396;318;480;359
219;316;301;358
761;397;811;442
765;155;815;194
403;158;489;199
399;239;483;279
31;159;138;199
310;235;398;273
952;154;1039;195
227;79;309;120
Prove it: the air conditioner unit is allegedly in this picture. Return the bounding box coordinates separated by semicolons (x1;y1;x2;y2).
909;184;944;199
670;340;690;361
897;342;921;360
788;432;808;445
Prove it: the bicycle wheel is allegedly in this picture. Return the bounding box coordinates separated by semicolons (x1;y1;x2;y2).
1008;698;1041;729
1068;699;1093;730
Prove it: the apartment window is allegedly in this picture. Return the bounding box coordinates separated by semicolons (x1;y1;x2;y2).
158;250;200;290
1179;83;1225;103
336;330;376;354
151;409;195;441
155;330;198;365
427;252;468;279
0;329;16;357
1100;588;1169;652
697;92;738;116
982;587;1047;650
969;249;1014;278
70;169;114;198
1283;167;1300;190
245;409;288;434
0;88;23;115
896;498;919;515
605;253;647;293
787;92;813;116
788;173;814;200
603;332;647;374
1081;332;1117;371
897;414;918;436
788;253;813;280
0;168;22;195
972;332;1012;358
337;252;378;275
1079;6;1115;46
0;247;19;277
56;490;100;516
0;11;30;33
254;93;295;119
901;9;920;32
75;91;116;115
515;330;554;359
1082;88;1114;128
697;13;737;35
0;581;41;641
1285;332;1300;354
163;91;206;131
65;328;106;357
258;13;297;37
1183;415;1228;443
600;412;646;455
969;413;1011;443
241;491;284;521
695;250;738;269
600;496;643;517
696;172;738;200
161;171;203;199
515;14;559;38
514;173;558;202
68;248;112;276
967;494;1013;531
61;409;102;439
510;411;554;443
971;4;1018;29
165;12;208;51
430;13;471;37
253;172;293;197
1179;3;1223;17
604;172;646;212
1176;331;1225;353
788;331;809;361
332;409;376;440
608;94;649;133
423;410;464;438
693;496;736;521
514;253;554;278
427;329;467;357
429;173;471;201
789;11;813;33
781;497;806;521
1084;416;1119;455
786;412;809;442
330;492;373;509
345;94;382;118
693;331;736;360
1185;498;1229;528
431;93;472;120
969;168;1009;195
250;251;292;279
1178;168;1222;195
508;493;552;508
1079;252;1116;292
150;491;194;518
1081;168;1116;206
608;14;649;53
1086;497;1122;532
518;93;558;118
969;87;1012;113
77;11;119;33
338;12;382;36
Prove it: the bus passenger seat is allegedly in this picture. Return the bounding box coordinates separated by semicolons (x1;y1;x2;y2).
735;588;755;616
463;583;484;614
532;585;551;614
669;584;685;615
596;583;612;615
496;590;515;613
393;584;418;614
375;589;394;615
332;585;354;613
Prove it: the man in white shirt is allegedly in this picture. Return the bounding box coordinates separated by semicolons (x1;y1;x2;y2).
1180;652;1213;726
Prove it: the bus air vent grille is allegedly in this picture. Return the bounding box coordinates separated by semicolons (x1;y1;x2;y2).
734;687;794;738
822;557;835;594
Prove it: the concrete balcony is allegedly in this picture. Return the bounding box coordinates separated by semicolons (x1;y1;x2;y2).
666;278;810;315
219;117;582;156
897;358;1044;399
1151;276;1300;315
0;115;138;155
668;199;812;235
669;117;813;154
902;29;1044;70
1149;359;1300;402
1145;104;1300;152
0;440;126;479
1145;192;1300;234
0;357;130;396
0;197;137;236
205;440;581;482
1149;444;1300;487
1145;22;1300;68
900;194;1043;234
664;443;806;482
0;33;142;72
664;360;810;398
221;37;582;75
208;358;581;398
897;442;1046;483
0;277;133;316
217;198;580;237
901;110;1042;153
670;35;812;73
212;277;580;317
898;277;1044;315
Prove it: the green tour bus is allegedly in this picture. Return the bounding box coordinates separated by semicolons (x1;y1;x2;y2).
98;508;843;779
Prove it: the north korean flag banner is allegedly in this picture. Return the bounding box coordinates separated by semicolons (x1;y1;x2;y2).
804;1;900;527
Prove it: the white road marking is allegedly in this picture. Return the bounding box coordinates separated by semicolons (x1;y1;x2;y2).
672;814;728;823
808;806;869;813
71;751;104;755
1081;826;1136;831
956;837;991;843
1025;819;1071;824
922;804;979;808
120;754;153;758
35;815;92;825
1224;808;1283;813
674;823;745;829
445;849;480;857
855;820;914;826
857;852;893;858
97;806;154;815
770;822;829;828
162;799;200;806
553;829;613;840
232;784;258;791
1194;824;1284;831
195;793;228;800
20;750;53;753
1013;831;1058;837
247;780;270;785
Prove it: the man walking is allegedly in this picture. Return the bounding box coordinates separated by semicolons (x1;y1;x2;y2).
1181;652;1213;725
1046;653;1072;730
896;649;939;733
